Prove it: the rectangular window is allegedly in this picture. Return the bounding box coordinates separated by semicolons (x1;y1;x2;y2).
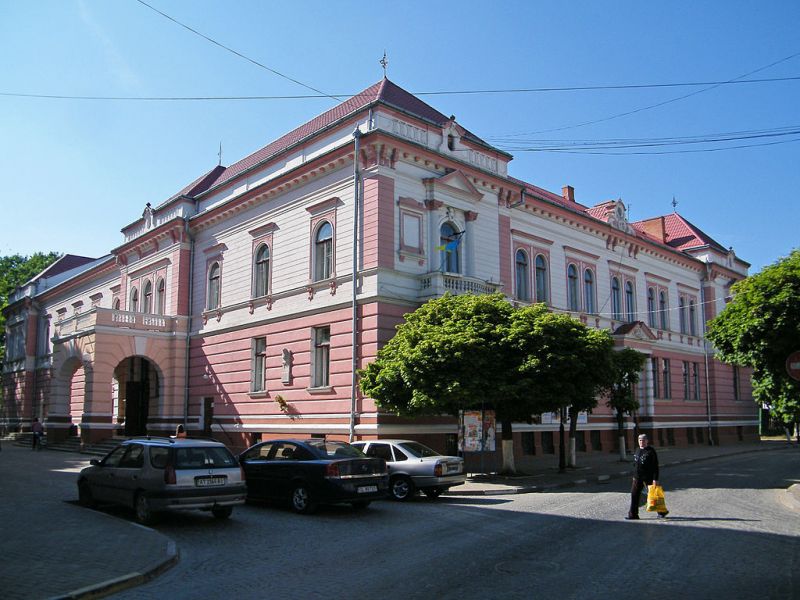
683;361;690;400
252;337;267;392
312;326;331;388
733;365;741;401
662;359;671;399
693;363;701;400
651;357;660;399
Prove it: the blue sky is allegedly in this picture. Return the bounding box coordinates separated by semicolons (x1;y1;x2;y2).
1;0;798;273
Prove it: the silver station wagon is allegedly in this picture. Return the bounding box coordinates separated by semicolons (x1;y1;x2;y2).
351;439;466;501
77;437;246;524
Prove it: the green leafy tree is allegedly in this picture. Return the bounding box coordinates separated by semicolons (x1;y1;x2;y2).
508;308;614;470
600;348;648;460
706;249;800;425
0;252;61;363
360;293;552;474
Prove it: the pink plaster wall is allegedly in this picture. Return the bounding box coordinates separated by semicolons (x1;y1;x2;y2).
362;174;395;270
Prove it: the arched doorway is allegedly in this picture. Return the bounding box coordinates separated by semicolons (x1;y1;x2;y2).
113;356;160;437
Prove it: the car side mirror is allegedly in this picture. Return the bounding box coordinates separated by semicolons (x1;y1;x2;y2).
90;459;100;466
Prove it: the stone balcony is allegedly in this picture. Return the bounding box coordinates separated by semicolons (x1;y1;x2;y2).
52;308;186;341
417;272;503;301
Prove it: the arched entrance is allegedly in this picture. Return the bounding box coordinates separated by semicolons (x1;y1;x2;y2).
113;356;160;437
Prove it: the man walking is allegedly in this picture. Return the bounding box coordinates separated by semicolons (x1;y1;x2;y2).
626;433;668;519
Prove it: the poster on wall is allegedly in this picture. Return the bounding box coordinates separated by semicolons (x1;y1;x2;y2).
459;410;496;452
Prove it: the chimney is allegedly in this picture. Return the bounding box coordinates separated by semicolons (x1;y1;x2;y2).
562;185;575;202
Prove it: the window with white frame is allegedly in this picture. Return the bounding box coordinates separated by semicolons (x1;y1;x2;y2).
515;249;530;301
584;269;595;314
252;337;267;392
156;279;166;315
130;287;139;312
313;221;334;281
611;277;622;320
647;287;657;328
625;281;635;323
733;365;741;400
254;244;270;297
567;264;579;311
689;299;697;336
143;280;153;314
683;361;690;399
535;255;549;304
679;297;687;334
659;291;668;330
439;222;461;273
693;363;701;400
662;358;671;398
652;357;660;399
207;262;221;310
312;326;331;388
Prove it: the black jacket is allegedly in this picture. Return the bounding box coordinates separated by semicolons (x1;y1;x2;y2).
633;445;659;483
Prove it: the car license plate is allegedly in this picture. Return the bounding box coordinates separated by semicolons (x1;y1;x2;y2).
196;476;226;487
357;485;378;494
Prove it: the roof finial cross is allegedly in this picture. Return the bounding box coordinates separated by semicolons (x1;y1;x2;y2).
380;51;388;77
672;196;678;210
218;142;223;166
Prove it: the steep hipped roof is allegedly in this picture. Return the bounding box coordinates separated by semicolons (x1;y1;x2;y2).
163;78;500;203
633;212;728;252
508;176;590;212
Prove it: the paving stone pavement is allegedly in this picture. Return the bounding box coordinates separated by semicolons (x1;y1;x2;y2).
0;438;795;599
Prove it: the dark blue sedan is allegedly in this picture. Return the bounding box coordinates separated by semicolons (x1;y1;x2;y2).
239;439;388;513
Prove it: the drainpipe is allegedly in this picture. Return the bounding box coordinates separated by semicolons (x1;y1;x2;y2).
349;127;363;443
700;264;714;446
183;215;196;431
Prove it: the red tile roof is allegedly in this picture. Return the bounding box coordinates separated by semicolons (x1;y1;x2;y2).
164;78;495;204
657;213;727;252
508;176;590;212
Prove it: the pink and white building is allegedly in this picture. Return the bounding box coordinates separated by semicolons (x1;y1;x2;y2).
2;79;757;460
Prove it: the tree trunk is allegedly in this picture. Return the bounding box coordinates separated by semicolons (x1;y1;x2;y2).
558;407;566;472
568;406;579;468
501;418;515;474
617;408;626;461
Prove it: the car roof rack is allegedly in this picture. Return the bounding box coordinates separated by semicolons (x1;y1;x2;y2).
127;436;176;444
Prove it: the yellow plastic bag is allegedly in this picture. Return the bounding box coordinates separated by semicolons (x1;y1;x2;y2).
646;485;668;513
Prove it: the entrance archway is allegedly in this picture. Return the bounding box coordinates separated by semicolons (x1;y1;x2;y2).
113;356;160;437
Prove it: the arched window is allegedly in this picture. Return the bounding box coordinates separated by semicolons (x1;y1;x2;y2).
659;291;668;330
647;287;656;328
535;255;549;304
156;279;166;315
130;287;139;312
254;244;270;297
679;297;687;334
625;281;635;322
113;298;121;311
689;300;697;336
514;250;530;301
611;277;621;320
439;222;461;273
313;221;333;281
584;269;595;314
142;280;153;314
567;264;579;311
207;262;221;310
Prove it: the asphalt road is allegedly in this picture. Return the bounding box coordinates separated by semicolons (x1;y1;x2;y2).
108;449;800;600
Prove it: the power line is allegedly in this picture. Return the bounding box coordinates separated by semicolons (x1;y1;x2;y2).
3;74;799;103
134;0;343;103
513;136;800;155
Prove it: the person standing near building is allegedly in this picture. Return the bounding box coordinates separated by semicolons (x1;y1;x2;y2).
626;433;668;519
31;418;44;451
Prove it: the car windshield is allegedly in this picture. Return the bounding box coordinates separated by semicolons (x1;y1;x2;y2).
397;442;441;458
306;440;364;459
174;446;237;469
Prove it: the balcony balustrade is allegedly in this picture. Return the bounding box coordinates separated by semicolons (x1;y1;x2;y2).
417;272;502;300
52;308;184;341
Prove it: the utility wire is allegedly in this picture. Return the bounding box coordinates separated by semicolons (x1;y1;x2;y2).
134;0;343;103
492;50;800;137
514;136;800;155
3;74;799;102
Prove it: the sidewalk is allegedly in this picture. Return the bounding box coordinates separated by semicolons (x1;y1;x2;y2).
0;444;177;600
449;439;800;506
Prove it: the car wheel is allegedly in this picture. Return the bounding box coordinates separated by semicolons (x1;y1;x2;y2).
423;488;443;499
290;484;317;514
390;476;415;501
351;500;371;511
78;480;95;508
135;493;156;525
212;506;233;519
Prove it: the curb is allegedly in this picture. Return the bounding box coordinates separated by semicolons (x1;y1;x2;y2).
51;540;178;600
447;444;787;497
781;484;800;512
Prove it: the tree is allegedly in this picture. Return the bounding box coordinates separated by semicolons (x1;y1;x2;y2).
706;249;800;424
0;252;61;363
508;308;614;470
601;348;647;460
360;293;551;474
